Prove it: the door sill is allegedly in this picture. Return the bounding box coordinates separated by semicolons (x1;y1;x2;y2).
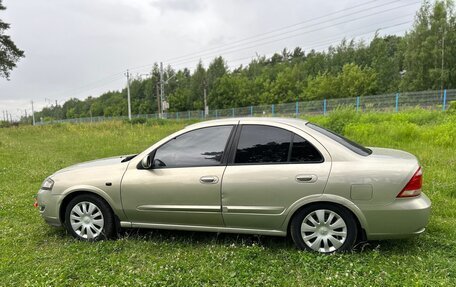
120;221;286;237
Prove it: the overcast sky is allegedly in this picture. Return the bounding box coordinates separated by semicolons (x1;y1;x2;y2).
0;0;421;120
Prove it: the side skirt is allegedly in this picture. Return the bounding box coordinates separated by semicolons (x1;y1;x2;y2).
120;221;287;237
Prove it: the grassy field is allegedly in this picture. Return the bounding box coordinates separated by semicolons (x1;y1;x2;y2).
1;110;455;286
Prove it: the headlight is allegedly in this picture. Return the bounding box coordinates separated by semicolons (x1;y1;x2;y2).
41;178;54;190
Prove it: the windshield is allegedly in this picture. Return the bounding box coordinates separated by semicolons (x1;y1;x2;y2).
306;123;372;156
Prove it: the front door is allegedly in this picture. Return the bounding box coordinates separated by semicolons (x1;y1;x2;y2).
121;125;234;226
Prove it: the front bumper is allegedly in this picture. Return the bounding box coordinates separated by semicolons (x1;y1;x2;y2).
361;192;431;240
36;188;62;227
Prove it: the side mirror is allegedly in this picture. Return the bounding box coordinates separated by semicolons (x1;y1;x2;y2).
141;154;153;169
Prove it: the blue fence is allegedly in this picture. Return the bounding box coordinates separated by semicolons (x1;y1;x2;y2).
37;89;456;125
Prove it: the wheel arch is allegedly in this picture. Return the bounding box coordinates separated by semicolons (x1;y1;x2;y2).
58;186;119;227
283;195;368;239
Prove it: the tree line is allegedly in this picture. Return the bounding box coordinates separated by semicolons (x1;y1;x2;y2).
33;0;455;122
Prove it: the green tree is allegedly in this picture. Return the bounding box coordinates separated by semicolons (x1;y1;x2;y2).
168;69;192;111
207;56;227;94
190;61;206;109
305;72;336;100
368;35;405;93
401;0;456;91
270;64;306;103
337;63;378;97
0;0;24;79
305;63;377;99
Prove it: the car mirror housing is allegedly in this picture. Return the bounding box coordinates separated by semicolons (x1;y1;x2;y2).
141;155;153;169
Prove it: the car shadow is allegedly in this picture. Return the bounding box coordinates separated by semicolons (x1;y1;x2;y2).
119;228;295;250
44;226;423;254
118;227;419;254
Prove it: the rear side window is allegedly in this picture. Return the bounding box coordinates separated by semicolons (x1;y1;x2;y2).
234;125;323;164
306;123;372;156
290;135;323;162
235;125;291;163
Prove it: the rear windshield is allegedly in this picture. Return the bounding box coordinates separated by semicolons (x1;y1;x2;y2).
306;123;372;156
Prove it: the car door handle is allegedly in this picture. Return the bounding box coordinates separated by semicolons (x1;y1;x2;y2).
296;174;318;183
200;176;219;184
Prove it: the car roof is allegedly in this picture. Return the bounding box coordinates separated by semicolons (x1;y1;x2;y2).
185;117;309;130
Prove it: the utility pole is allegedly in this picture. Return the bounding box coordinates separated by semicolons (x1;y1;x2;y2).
159;62;165;118
441;0;446;97
156;83;161;117
125;69;132;120
2;110;5;121
31;101;35;126
203;79;208;117
204;87;208;117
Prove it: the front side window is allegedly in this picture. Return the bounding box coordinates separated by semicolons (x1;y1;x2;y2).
154;126;233;168
234;125;323;164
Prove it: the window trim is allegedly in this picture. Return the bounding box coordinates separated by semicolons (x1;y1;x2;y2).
138;125;236;170
228;124;324;166
221;124;240;165
306;123;372;156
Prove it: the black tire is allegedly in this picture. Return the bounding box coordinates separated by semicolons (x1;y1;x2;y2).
64;194;115;241
290;203;357;253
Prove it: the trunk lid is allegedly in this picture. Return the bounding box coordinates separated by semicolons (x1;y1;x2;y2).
368;147;418;161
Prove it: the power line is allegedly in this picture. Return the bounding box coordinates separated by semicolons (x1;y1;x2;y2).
224;29;406;72
223;20;413;67
46;18;415;102
170;3;419;67
303;24;411;53
166;0;415;64
55;74;125;99
129;0;400;72
47;72;125;99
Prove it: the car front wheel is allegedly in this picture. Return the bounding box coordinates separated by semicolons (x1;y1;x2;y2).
64;194;115;241
290;203;357;253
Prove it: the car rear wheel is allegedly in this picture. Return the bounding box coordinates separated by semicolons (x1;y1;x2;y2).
64;194;115;241
290;203;357;253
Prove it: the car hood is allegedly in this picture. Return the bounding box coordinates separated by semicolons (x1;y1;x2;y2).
52;154;135;176
368;147;417;161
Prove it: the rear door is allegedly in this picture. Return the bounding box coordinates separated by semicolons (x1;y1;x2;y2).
221;123;331;230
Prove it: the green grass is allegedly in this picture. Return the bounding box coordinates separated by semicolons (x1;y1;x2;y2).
1;110;456;286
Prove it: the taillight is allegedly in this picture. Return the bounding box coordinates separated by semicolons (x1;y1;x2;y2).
397;167;422;198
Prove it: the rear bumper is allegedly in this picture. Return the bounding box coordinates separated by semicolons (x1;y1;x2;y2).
37;188;62;227
361;193;431;240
